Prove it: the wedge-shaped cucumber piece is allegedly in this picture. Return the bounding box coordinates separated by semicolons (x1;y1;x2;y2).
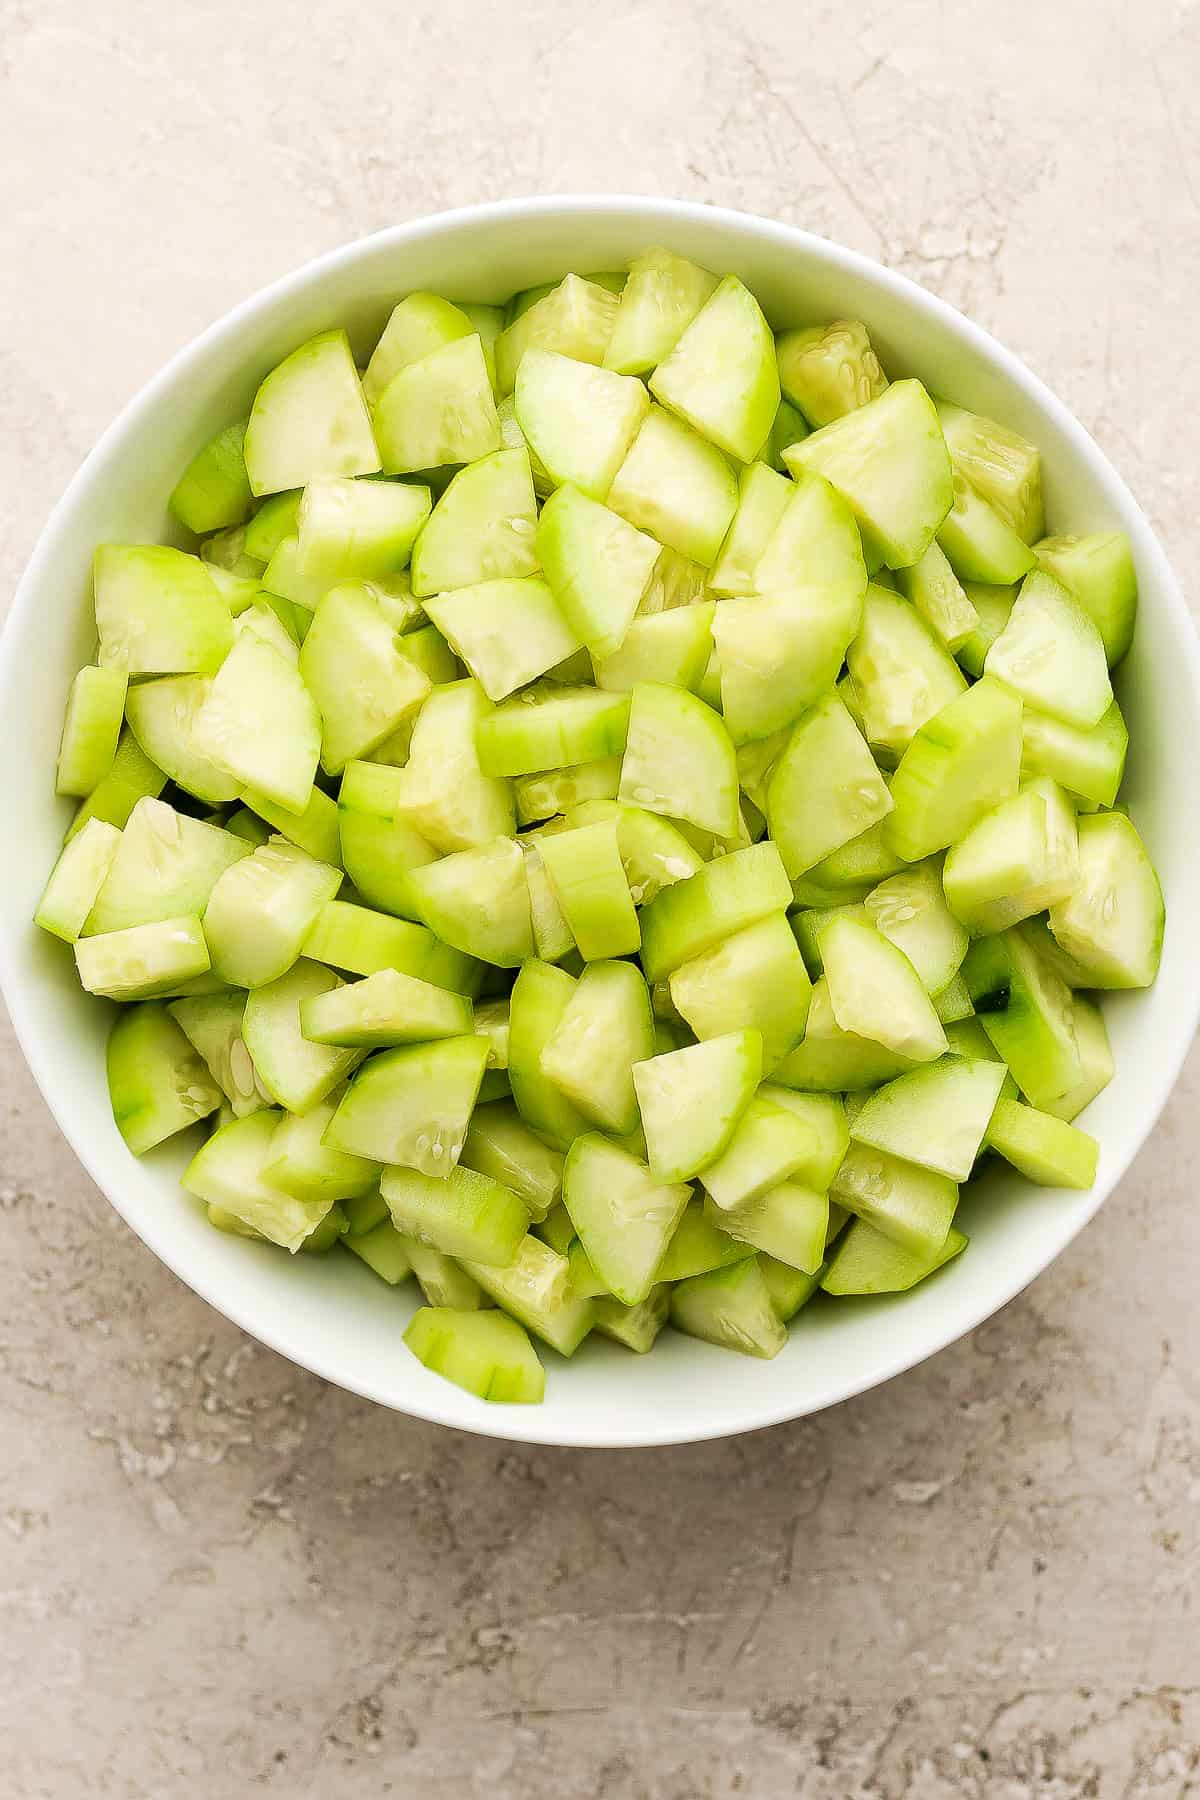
592;1285;671;1353
469;992;509;1072
76;916;210;1000
776;319;888;427
192;634;320;814
169;990;270;1117
381;1162;526;1266
637;545;711;615
831;1142;958;1256
265;1096;379;1202
107;1001;223;1153
123;676;239;807
36;819;121;943
297;581;430;775
422;577;576;703
822;1218;967;1295
243;785;339;870
759;1087;850;1187
852;1056;1008;1183
1034;532;1137;667
985;570;1111;728
713;585;862;746
758;397;810;469
460;301;505;392
772;977;921;1092
93;545;233;677
340;1216;410;1281
404;1306;544;1404
519;839;575;962
985;1096;1098;1188
302;900;477;994
603;249;719;376
1021;698;1127;809
790;902;868;978
760;1255;824;1320
298;967;472;1048
937;470;1036;585
539;960;654;1134
562;1134;691;1305
936;401;1043;542
847;586;966;759
536;818;640;961
655;1196;753;1281
85;798;248;937
752;467;867;604
243;490;301;563
240;961;360;1112
567;799;704;906
56;665;127;798
477;685;629;778
407;837;534;967
895;540;977;651
187;1109;336;1250
506;961;589;1146
235;599;301;661
462;1234;594;1355
767;693;892;879
362;293;474;408
203;838;342;989
885;677;1023;862
244;330;379;495
709;462;792;597
1043;996;1113;1123
784;380;952;569
325;1035;488;1174
341;1187;390;1235
862;859;968;994
390;679;510;852
618;682;738;838
669;913;811;1072
956;581;1016;678
199;520;263;576
933;971;973;1024
460;1099;563;1223
633;1029;762;1184
291;477;430;604
822;916;947;1062
699;1094;824;1210
963;926;1081;1106
373;334;501;474
804;812;907;890
670;1256;786;1359
402;1241;486;1309
649;276;779;461
592;605;714;693
710;1183;828;1274
494;274;618;395
409;447;539;596
943;779;1078;936
515;758;622;825
1047;812;1163;988
735;729;788;815
169;418;252;534
515;349;649;501
607;405;738;566
639;841;791;982
536;485;660;659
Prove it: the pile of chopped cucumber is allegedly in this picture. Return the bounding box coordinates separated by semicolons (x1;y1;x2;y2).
37;252;1164;1407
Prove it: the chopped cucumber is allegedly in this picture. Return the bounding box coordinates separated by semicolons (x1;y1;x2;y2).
937;471;1036;585
516;349;649;499
520;838;576;962
107;1002;223;1153
265;1096;379;1203
563;1134;691;1305
75;915;211;1001
567;800;704;907
943;778;1078;935
863;859;968;994
343;1217;413;1283
123;675;241;807
406;1240;488;1310
298;581;430;774
183;1109;332;1250
655;1195;754;1281
244;329;379;495
461;1234;594;1355
766;693;892;878
895;541;978;652
633;1029;762;1184
752;466;867;605
409;446;539;595
407;837;534;967
849;1055;1008;1181
699;1094;827;1211
618;682;738;838
759;1087;850;1187
963;926;1082;1107
244;784;340;868
847;586;967;759
885;677;1023;862
477;685;629;779
1034;531;1137;666
933;972;974;1023
325;1035;489;1174
56;666;128;798
536;818;640;960
460;1099;563;1222
985;570;1112;728
242;961;361;1113
710;1183;828;1274
985;1097;1098;1189
293;475;429;597
540;960;654;1134
537;484;660;659
515;758;623;825
170;990;270;1116
668;912;812;1072
362;292;474;408
203;838;342;989
760;1255;825;1321
36;819;121;943
508;961;591;1147
955;581;1015;678
494;274;619;396
302;898;477;993
397;679;514;853
84;798;248;938
373;334;501;473
772;976;922;1092
404;1307;544;1404
381;1162;527;1267
1042;996;1113;1123
1046;812;1164;988
193;631;321;814
713;584;862;746
1021;698;1127;809
710;462;792;597
669;1257;786;1359
94;545;234;677
822;1219;967;1295
424;577;581;702
604;248;719;376
607;404;738;566
244;490;301;563
592;604;715;694
649;275;779;461
776;318;888;427
593;1285;671;1353
821;915;947;1062
170;418;253;534
936;401;1043;542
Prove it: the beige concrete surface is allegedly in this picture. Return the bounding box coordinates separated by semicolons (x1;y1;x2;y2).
2;1;1200;1793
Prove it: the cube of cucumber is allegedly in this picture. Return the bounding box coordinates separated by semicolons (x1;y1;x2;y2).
495;275;619;395
343;1216;412;1282
240;961;362;1113
885;677;1023;862
713;585;862;746
592;604;715;694
777;319;888;427
373;335;501;474
1046;812;1164;988
962;926;1082;1107
515;349;649;500
639;840;791;981
243;783;340;869
607;405;738;567
409;447;539;596
710;1182;828;1275
407;837;534;967
943;779;1078;936
936;400;1043;542
514;759;621;826
710;462;793;598
863;859;968;995
821;916;947;1062
85;798;248;940
1020;698;1127;809
655;1195;754;1282
298;582;431;775
821;1219;967;1296
668;912;812;1072
563;1134;691;1305
94;545;234;677
462;1233;595;1356
404;1306;544;1404
649;275;779;462
293;476;430;601
265;1096;380;1203
766;693;892;879
184;1109;332;1250
193;632;321;814
535;818;640;961
895;540;978;652
669;1257;786;1359
423;578;579;702
758;1087;850;1188
325;1035;489;1174
56;666;128;798
381;1162;527;1267
851;1054;1009;1182
536;484;661;660
633;1029;762;1184
1042;995;1113;1123
169;990;270;1116
955;581;1015;678
985;1096;1098;1188
604;249;719;376
170;418;253;535
618;682;738;839
298;967;474;1050
405;1240;488;1310
985;571;1112;729
847;586;967;759
107;1001;223;1154
362;292;475;408
698;1094;826;1211
244;329;380;495
201;836;341;990
592;1284;672;1353
760;1254;825;1321
76;915;211;1001
937;470;1036;585
36;819;121;943
772;976;922;1092
397;679;514;852
831;1140;958;1257
539;959;655;1134
459;1099;564;1222
477;685;629;779
123;676;241;808
1034;531;1137;667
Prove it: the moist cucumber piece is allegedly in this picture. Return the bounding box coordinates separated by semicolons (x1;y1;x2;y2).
655;1195;755;1281
336;760;438;920
407;837;534;967
93;545;234;676
776;319;888;427
607;405;738;566
935;401;1044;542
649;275;779;461
235;598;302;660
766;693;892;878
933;972;974;1024
75;915;210;1000
520;838;576;962
203;838;341;988
1033;532;1137;666
758;1087;850;1188
170;990;271;1116
193;632;321;813
424;577;580;702
669;1257;786;1359
243;490;302;563
943;779;1078;935
508;961;591;1146
398;680;515;851
633;1029;762;1183
962;926;1082;1106
408;446;539;596
669;912;812;1072
393;622;459;685
894;540;978;652
257;538;316;612
821;1218;967;1295
293;476;430;599
937;472;1036;585
850;1055;1008;1182
885;676;1023;861
592;604;715;693
200;522;264;577
244;783;341;868
821;916;948;1062
406;1240;488;1309
783;380;952;569
325;1034;488;1173
298;581;431;774
123;675;241;807
107;1001;223;1153
639;840;792;981
477;685;629;779
713;582;862;746
242;961;361;1113
460;1099;563;1222
343;1218;414;1283
699;1094;826;1210
760;1255;825;1321
536;818;640;960
709;462;793;597
356;571;425;634
565;800;703;906
515;758;623;825
373;334;501;473
342;1186;389;1233
710;1182;828;1274
1047;812;1164;988
244;329;379;495
539;960;654;1133
515;349;649;500
772;976;922;1092
537;485;661;659
985;1096;1098;1188
618;682;738;838
184;1109;331;1249
85;798;249;936
226;809;272;847
404;1306;544;1404
562;1134;691;1305
603;248;719;376
1020;698;1127;809
985;570;1112;728
462;1235;595;1356
1042;995;1114;1123
461;302;506;393
381;1162;527;1267
497;394;555;496
494;275;619;395
593;1285;671;1353
362;292;475;408
942;1015;1002;1063
847;586;967;759
36;819;121;943
954;581;1014;678
265;1096;380;1203
56;666;128;797
862;859;968;994
302;899;478;993
638;545;711;614
169;418;253;534
790;902;868;978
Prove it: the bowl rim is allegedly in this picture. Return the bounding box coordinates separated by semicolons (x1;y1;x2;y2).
4;194;1199;1448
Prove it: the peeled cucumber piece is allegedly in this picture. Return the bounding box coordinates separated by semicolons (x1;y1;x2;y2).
638;545;711;614
752;467;867;609
404;1306;544;1404
766;693;892;878
515;349;649;500
963;926;1081;1107
954;582;1014;679
507;961;591;1147
807;815;906;890
460;1099;563;1222
342;1216;412;1282
424;578;580;702
935;400;1043;542
821;916;947;1062
593;1285;671;1353
1021;698;1127;809
604;248;719;376
536;485;660;659
515;759;623;825
325;1035;488;1174
938;473;1036;586
860;859;968;995
847;586;966;759
772;976;922;1093
539;959;654;1134
1047;812;1164;988
245;330;379;495
563;1134;691;1305
94;545;234;677
477;685;629;779
193;632;321;814
381;1162;526;1267
709;462;792;597
985;571;1112;728
170;990;270;1116
292;476;430;599
297;581;430;774
36;819;121;943
618;682;738;838
407;837;534;967
236;599;302;661
302;900;478;994
895;540;978;652
639;840;791;982
699;1094;827;1210
184;1109;331;1250
830;1141;958;1257
669;1257;786;1359
123;676;241;807
265;1097;379;1203
668;912;811;1071
885;677;1023;862
985;1096;1098;1189
362;292;474;408
519;839;575;962
107;1001;223;1153
373;334;501;474
943;778;1078;935
85;797;249;936
242;961;361;1113
713;584;862;746
536;818;640;960
243;490;301;563
409;447;539;595
405;1240;488;1310
822;1218;967;1296
462;1235;594;1357
494;275;619;396
850;1055;1008;1181
760;1255;825;1321
1034;531;1137;667
592;605;714;694
777;318;888;427
655;1196;754;1282
68;728;167;841
649;275;779;461
607;405;738;566
170;418;252;534
56;665;127;798
75;916;210;1000
711;1183;828;1274
200;521;263;577
203;837;342;989
398;680;514;852
633;1029;762;1183
758;1088;849;1189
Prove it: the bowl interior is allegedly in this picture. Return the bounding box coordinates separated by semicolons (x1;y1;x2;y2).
2;198;1196;1447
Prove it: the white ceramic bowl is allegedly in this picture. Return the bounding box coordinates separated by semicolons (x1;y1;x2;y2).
2;197;1197;1448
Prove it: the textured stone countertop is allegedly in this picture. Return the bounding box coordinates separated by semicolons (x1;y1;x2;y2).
3;2;1199;1794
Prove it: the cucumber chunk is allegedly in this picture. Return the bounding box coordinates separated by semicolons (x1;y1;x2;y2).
592;604;715;694
460;1099;563;1222
668;912;812;1071
373;335;501;474
633;1029;762;1184
397;679;514;852
822;1219;967;1296
244;490;302;563
235;599;302;660
36;819;121;943
406;1241;488;1310
298;581;430;775
831;1141;958;1256
669;1257;786;1359
1034;531;1137;666
1046;812;1164;988
494;274;619;395
93;545;234;677
477;685;629;778
84;798;248;938
956;582;1016;678
242;961;361;1113
985;1096;1098;1188
341;1187;389;1234
563;1134;691;1305
863;859;968;994
937;471;1036;585
404;1306;545;1404
170;419;253;534
424;578;580;702
343;1217;414;1283
710;462;792;597
124;675;242;807
735;728;789;815
470;997;508;1071
603;248;719;376
757;397;810;471
766;692;892;878
1021;698;1127;809
56;666;128;798
302;899;478;993
821;915;947;1062
537;485;661;659
618;682;738;838
607;405;738;566
639;840;791;981
516;349;649;500
325;1035;488;1173
713;584;862;746
895;540;978;652
847;586;967;759
759;1087;850;1188
772;976;922;1092
985;571;1112;728
1042;995;1113;1123
520;838;576;962
407;837;534;967
293;476;430;597
515;759;623;825
776;318;888;427
183;1109;331;1250
226;809;272;848
169;990;270;1116
539;960;654;1134
462;1234;595;1356
943;778;1078;935
75;915;210;1000
362;292;474;408
566;799;705;906
508;961;591;1147
655;1195;754;1281
933;972;974;1023
265;1096;379;1202
107;1002;223;1153
536;818;640;960
381;1162;527;1267
935;401;1043;542
193;632;321;814
245;784;340;868
885;677;1023;862
962;926;1081;1106
649;275;779;461
200;522;264;577
638;545;711;614
409;446;539;596
699;1094;826;1210
593;1285;671;1352
244;329;379;495
202;837;341;989
710;1182;828;1274
760;1255;825;1321
753;467;867;607
850;1055;1008;1181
